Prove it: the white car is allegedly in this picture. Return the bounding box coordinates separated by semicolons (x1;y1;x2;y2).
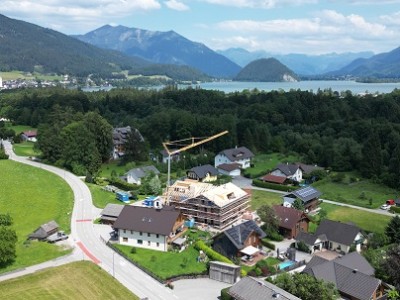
380;204;390;210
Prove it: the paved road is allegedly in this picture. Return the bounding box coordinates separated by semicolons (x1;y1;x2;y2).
1;141;193;300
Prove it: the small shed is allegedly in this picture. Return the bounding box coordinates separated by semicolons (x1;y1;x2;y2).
209;261;241;284
100;203;125;225
116;191;130;203
29;220;59;240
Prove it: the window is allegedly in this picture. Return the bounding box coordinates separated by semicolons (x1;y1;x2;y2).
122;237;128;242
156;242;160;247
131;230;133;234
148;241;151;246
137;239;143;245
123;229;126;234
140;232;143;236
147;233;151;237
156;234;159;238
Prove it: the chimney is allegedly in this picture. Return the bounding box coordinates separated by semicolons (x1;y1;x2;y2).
352;269;358;273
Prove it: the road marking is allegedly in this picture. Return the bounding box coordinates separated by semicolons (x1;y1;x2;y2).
76;219;92;222
77;241;101;264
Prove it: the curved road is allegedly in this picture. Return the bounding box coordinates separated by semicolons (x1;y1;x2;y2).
2;141;179;300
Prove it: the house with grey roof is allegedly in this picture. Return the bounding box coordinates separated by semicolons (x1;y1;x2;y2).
113;205;186;252
215;146;254;170
213;220;266;260
187;164;219;182
216;163;242;177
282;186;322;211
270;163;303;182
112;126;144;159
303;252;388;300
28;220;59;240
228;276;301;300
100;203;125;225
123;165;160;185
296;219;365;254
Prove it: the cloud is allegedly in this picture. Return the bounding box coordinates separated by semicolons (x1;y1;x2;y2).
202;0;317;9
164;0;189;11
1;0;161;33
210;10;398;54
380;11;400;25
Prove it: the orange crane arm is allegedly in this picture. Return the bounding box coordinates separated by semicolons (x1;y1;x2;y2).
162;130;228;156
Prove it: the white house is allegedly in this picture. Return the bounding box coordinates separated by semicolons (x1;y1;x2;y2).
214;146;254;169
296;219;365;254
123;165;160;185
270;163;303;182
113;205;186;252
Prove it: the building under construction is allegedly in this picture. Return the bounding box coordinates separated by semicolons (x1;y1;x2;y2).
165;180;250;230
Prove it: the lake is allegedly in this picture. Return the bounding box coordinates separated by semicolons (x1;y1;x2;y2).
195;80;400;94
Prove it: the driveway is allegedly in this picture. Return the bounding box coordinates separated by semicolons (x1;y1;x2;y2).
272;239;312;263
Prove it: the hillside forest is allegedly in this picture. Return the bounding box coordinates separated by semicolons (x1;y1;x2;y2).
1;87;400;189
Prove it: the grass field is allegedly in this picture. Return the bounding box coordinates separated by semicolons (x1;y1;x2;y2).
6;124;36;134
99;161;136;178
0;160;73;274
250;189;284;210
13;142;40;157
0;71;62;81
0;261;139;300
313;175;397;209
244;153;300;178
319;202;391;234
87;183;131;208
114;244;207;280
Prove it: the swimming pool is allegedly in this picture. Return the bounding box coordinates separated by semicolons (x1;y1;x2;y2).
278;260;296;270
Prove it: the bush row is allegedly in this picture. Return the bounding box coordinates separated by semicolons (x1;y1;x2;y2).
194;240;233;264
252;179;298;192
390;206;400;214
261;239;275;250
109;177;139;191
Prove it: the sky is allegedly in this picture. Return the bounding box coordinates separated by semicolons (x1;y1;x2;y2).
2;0;400;55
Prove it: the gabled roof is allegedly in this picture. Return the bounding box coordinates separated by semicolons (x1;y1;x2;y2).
187;164;219;179
228;276;301;300
274;163;301;176
218;146;254;161
126;165;160;179
284;186;322;203
217;163;241;172
303;252;380;300
113;205;181;236
100;203;124;218
29;220;59;239
201;182;249;208
273;205;310;230
22;130;37;137
315;219;361;247
296;232;327;245
261;174;286;184
296;163;323;175
224;220;266;250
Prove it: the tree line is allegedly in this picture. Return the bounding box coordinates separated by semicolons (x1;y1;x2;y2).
1;86;400;187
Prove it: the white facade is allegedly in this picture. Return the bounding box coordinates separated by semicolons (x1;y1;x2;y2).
218;167;241;177
214;154;251;169
118;229;168;252
126;174;141;185
271;168;303;182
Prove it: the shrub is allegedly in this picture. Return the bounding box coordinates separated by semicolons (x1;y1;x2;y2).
109;177;139;191
254;267;262;276
194;240;233;264
252;179;298;192
390;206;400;214
261;239;275;250
130;247;137;254
220;287;233;300
296;241;310;253
268;231;284;242
240;269;247;277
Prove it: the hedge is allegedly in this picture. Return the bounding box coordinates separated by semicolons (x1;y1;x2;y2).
390;206;400;214
109;177;139;191
261;239;275;250
220;287;233;300
194;240;233;264
252;179;298;192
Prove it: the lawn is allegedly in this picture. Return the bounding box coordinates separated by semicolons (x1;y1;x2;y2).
244;152;300;178
318;202;391;234
0;160;74;274
114;244;208;281
87;183;131;209
13;141;40;157
99;160;132;178
313;175;398;209
6;124;36;135
250;189;283;210
0;261;139;300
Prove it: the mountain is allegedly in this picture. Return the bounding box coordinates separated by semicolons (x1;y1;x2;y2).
218;48;374;75
74;25;241;78
329;46;400;78
234;58;298;82
0;14;149;76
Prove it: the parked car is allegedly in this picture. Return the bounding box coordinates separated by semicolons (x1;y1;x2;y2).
46;231;68;243
386;199;395;206
380;204;390;210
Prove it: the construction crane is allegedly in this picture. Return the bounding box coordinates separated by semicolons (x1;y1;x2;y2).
163;130;228;187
